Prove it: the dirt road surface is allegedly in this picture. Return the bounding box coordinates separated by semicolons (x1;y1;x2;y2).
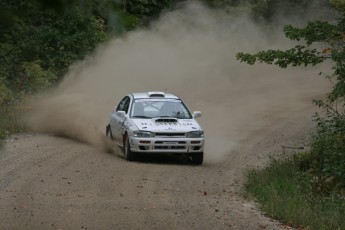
0;105;315;230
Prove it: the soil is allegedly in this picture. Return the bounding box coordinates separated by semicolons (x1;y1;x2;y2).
0;108;315;230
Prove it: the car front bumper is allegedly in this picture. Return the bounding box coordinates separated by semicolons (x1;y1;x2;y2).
128;136;204;154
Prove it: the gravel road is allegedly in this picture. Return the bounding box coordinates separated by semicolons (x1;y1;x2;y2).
0;100;319;230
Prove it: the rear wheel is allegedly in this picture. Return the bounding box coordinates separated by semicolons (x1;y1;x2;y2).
124;135;135;161
191;152;203;165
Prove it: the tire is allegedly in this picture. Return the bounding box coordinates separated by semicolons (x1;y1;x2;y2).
124;135;135;161
191;152;203;165
106;124;114;140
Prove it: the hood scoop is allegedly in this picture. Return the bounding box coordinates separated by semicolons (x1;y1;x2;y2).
154;117;178;123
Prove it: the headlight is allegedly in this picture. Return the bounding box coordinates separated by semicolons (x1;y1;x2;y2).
133;131;155;138
186;131;204;138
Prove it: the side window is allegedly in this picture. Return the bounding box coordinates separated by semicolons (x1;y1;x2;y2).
116;96;130;113
123;98;130;114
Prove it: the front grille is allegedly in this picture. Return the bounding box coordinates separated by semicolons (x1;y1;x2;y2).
155;141;186;144
153;140;186;150
155;133;186;137
154;146;186;150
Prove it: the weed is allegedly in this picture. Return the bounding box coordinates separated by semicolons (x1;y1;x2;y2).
245;156;345;229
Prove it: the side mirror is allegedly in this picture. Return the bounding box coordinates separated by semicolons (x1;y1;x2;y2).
117;111;126;118
192;111;202;118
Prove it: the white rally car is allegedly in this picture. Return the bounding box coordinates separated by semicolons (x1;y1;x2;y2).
106;91;204;164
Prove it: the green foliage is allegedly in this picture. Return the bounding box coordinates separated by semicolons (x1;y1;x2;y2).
292;151;313;171
20;61;57;93
245;156;345;229
116;11;139;31
123;0;171;18
330;0;345;10
311;131;345;184
0;130;6;140
283;22;340;45
202;0;241;7
0;98;28;139
238;7;345;192
237;46;324;68
0;0;109;91
0;75;15;140
36;10;108;72
314;99;345;133
0;0;176;86
0;81;12;105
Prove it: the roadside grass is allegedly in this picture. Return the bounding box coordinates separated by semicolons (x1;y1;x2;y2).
244;156;345;230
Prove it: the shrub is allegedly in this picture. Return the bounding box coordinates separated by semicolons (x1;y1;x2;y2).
19;61;57;94
245;155;345;229
0;81;12;105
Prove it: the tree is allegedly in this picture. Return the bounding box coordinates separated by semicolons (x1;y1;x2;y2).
0;0;109;93
237;4;345;188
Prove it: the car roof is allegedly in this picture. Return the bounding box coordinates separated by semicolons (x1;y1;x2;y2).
130;91;179;100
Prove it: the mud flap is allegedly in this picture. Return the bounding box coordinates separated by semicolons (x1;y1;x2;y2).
106;124;110;137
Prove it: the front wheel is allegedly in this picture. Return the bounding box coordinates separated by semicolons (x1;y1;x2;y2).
124;135;135;161
191;152;203;165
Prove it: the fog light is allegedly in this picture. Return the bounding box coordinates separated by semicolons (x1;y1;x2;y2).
139;146;150;150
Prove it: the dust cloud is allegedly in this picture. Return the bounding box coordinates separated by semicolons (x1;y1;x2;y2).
26;1;331;162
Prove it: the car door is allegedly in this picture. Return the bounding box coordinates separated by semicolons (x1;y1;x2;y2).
110;96;131;145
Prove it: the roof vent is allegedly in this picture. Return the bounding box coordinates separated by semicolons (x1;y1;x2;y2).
147;91;165;97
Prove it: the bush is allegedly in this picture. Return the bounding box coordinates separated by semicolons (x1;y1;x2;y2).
292;151;313;171
0;101;26;140
311;132;345;187
0;81;12;105
245;155;345;229
310;99;345;189
0;129;6;139
19;61;57;94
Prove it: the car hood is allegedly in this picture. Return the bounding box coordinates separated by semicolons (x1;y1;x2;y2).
131;118;202;132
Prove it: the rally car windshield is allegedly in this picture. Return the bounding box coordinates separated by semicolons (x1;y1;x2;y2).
131;99;192;119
